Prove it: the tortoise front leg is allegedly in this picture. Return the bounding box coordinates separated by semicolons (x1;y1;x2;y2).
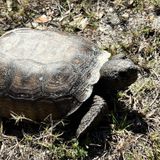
76;95;108;138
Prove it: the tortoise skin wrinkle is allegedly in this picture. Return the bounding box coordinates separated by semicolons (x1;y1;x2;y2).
0;28;109;121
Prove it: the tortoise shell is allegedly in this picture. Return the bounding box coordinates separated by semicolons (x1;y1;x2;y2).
0;28;110;121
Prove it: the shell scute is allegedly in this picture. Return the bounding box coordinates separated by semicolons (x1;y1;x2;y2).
8;60;43;99
43;62;78;99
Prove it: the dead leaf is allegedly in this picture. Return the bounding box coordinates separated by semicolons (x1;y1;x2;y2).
34;15;51;23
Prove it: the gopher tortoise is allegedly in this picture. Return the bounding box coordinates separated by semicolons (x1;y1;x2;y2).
0;28;138;137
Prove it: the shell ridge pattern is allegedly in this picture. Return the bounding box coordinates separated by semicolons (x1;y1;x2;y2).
7;59;44;100
70;48;110;103
43;61;78;99
67;48;110;116
6;58;78;100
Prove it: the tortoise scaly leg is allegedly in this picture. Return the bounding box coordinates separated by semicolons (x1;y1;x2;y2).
76;95;108;138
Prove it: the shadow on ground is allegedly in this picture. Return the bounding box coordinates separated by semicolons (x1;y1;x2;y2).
1;95;148;159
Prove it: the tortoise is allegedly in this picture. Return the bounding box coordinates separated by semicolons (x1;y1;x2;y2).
0;28;138;137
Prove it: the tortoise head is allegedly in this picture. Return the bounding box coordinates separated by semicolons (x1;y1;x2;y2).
95;54;139;94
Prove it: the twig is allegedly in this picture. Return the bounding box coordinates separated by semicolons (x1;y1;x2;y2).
152;69;160;82
149;91;159;107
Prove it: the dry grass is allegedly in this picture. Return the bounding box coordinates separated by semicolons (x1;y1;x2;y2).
0;0;160;159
